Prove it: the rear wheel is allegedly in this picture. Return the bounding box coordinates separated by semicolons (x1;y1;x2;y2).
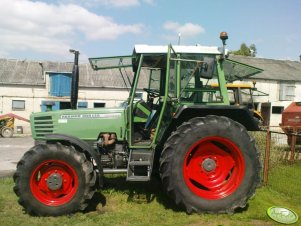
159;116;261;214
13;143;96;216
1;127;13;138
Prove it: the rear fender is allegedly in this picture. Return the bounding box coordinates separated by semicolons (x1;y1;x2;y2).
173;105;260;131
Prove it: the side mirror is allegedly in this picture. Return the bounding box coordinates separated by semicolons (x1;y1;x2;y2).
199;57;215;79
201;63;208;72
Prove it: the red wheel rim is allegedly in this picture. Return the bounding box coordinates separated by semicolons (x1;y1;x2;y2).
183;136;245;200
30;160;79;206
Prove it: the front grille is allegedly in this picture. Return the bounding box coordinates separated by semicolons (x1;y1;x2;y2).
33;116;54;139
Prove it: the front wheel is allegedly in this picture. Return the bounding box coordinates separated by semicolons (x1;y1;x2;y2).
1;127;13;138
159;116;261;214
13;143;96;216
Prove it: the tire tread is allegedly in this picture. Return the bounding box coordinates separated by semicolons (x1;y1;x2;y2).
159;116;261;214
13;143;96;216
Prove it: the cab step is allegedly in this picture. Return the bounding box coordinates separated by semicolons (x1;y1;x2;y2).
126;149;154;181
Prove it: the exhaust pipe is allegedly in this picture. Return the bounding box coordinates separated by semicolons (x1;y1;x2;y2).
70;49;80;110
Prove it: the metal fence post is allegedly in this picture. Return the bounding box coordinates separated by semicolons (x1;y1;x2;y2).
263;128;271;185
289;127;297;161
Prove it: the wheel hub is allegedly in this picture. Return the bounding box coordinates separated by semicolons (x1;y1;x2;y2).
201;158;216;172
47;173;63;191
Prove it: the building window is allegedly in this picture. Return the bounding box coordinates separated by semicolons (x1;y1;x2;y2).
12;100;25;110
135;92;143;99
272;106;284;114
94;102;105;108
60;102;71;110
41;101;58;112
78;102;88;108
49;73;72;97
279;82;295;101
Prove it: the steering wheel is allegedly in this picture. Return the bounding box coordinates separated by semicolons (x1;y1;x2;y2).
143;88;160;98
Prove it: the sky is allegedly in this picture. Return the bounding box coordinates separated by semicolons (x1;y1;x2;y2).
0;0;300;62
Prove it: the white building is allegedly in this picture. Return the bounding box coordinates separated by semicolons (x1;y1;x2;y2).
229;55;301;126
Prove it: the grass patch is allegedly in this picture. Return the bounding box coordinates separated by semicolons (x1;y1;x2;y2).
1;164;301;226
268;162;301;203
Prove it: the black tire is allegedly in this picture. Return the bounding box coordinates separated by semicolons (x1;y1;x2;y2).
13;142;96;216
159;116;261;214
1;127;13;138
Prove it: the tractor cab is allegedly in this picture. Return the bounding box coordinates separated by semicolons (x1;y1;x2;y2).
90;44;264;147
90;45;228;147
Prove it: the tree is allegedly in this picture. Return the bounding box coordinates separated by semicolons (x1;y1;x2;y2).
231;43;257;57
249;44;257;57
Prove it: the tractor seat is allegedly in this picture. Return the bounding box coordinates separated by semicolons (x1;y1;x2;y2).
133;99;152;123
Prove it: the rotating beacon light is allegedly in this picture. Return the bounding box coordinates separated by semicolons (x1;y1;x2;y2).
220;31;228;59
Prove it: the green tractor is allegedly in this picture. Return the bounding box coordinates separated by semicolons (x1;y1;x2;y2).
14;32;262;216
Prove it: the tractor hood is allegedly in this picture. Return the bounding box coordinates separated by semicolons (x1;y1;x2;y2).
30;108;126;141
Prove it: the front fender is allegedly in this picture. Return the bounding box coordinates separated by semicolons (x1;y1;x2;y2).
45;134;103;188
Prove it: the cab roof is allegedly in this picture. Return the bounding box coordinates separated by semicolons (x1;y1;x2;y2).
133;45;225;55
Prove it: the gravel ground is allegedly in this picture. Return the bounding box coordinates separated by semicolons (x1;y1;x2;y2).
0;135;34;177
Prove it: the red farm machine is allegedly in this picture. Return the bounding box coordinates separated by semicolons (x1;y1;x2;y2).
280;102;301;145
